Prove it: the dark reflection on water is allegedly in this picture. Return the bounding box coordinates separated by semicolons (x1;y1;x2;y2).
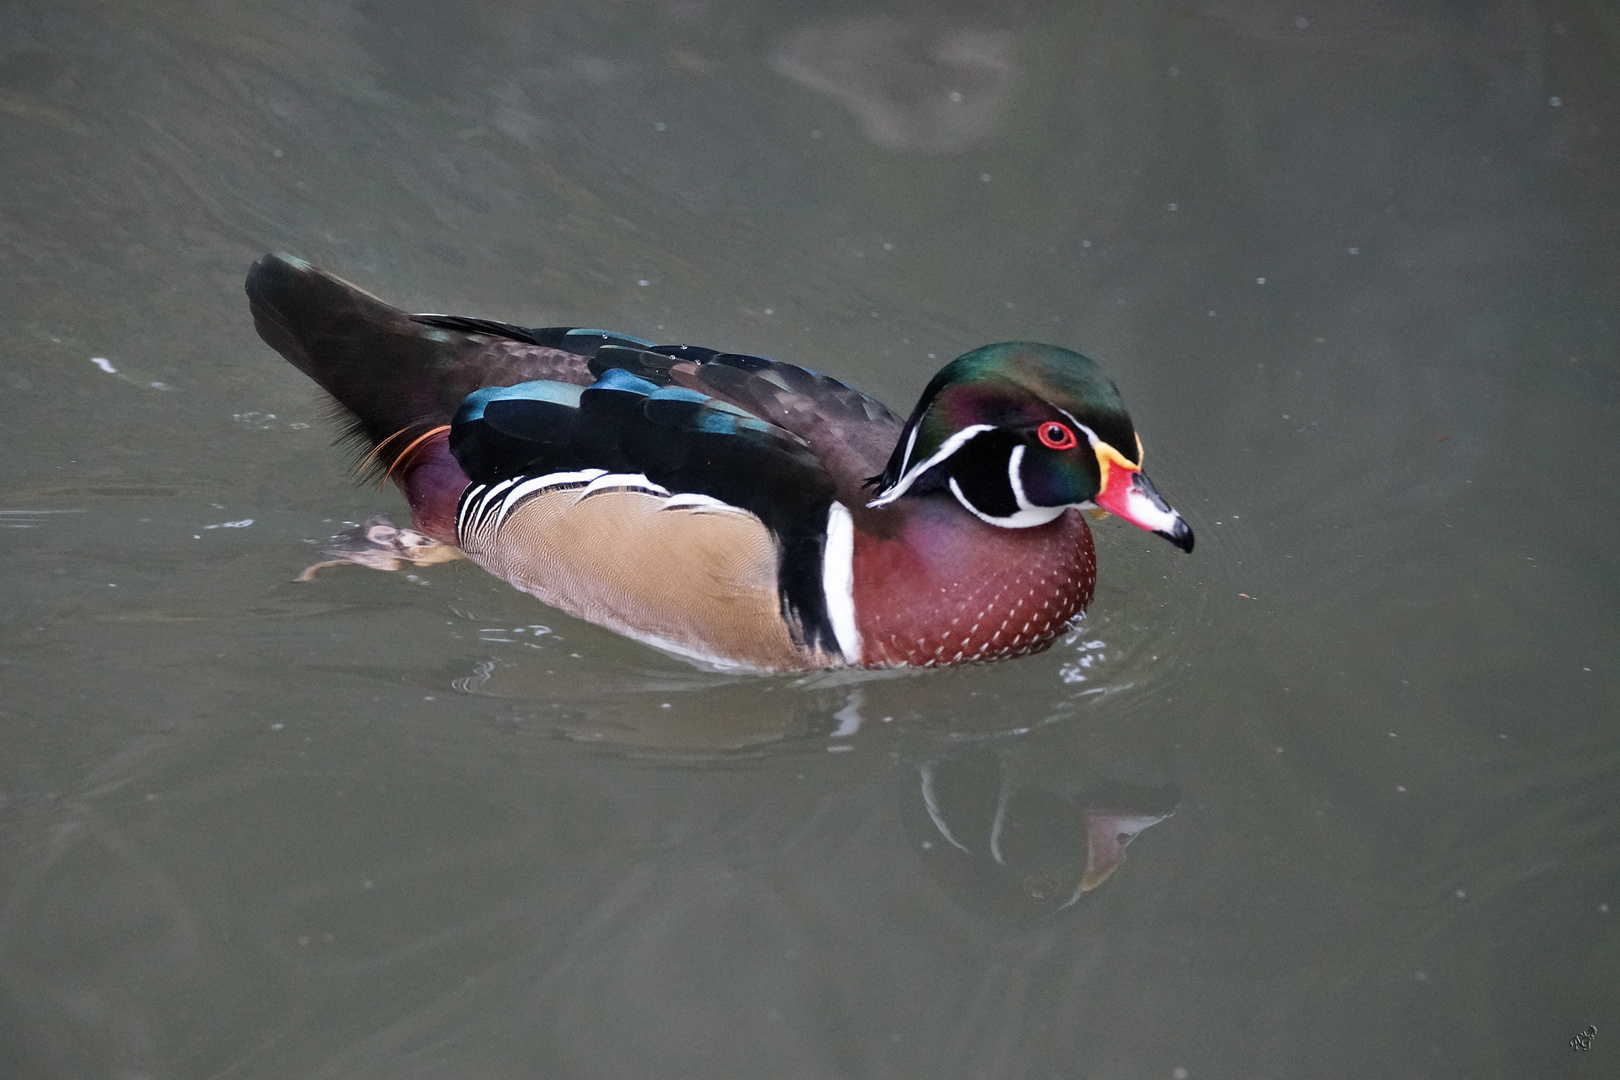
1;1;1618;1078
904;746;1180;923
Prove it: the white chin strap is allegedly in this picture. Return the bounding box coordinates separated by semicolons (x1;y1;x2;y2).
949;445;1068;529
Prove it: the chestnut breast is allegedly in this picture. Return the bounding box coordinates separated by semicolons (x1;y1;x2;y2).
851;503;1096;667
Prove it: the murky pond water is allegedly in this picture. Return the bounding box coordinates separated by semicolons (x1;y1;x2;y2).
2;2;1617;1077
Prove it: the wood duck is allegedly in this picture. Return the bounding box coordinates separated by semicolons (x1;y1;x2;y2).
246;253;1192;672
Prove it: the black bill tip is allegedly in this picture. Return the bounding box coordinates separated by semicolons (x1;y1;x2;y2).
1156;517;1195;554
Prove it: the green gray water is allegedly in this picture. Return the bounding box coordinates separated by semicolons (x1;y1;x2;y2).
1;2;1616;1077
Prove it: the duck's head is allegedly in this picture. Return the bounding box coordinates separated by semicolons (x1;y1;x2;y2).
868;342;1194;552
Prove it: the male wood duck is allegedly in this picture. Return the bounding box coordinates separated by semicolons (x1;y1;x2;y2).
246;253;1192;672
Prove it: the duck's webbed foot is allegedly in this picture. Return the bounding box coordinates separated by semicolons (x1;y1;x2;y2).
296;514;462;582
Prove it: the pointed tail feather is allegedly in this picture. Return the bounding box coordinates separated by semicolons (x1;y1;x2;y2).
245;253;593;479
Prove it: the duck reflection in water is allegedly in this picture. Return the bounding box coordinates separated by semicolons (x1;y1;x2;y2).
901;747;1178;925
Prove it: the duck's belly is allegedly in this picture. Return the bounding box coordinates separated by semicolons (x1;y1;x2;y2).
457;481;835;672
850;508;1096;667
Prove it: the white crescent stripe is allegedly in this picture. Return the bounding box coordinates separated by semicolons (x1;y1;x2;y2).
660;492;749;514
947;476;1064;528
575;471;671;501
897;422;920;476
1007;444;1031;509
473;478;518;532
466;470;696;541
1054;407;1103;449
456;484;486;536
822;501;861;664
462;470;753;543
867;423;997;508
495;470;605;531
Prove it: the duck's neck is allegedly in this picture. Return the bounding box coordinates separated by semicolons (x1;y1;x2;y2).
848;498;1096;667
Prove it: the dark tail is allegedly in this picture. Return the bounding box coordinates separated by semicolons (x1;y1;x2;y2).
245;253;591;479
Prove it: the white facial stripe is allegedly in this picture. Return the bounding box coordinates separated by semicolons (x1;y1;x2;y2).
1055;405;1143;472
943;442;1066;529
1055;407;1103;451
867;423;998;508
948;476;1065;528
873;408;1136;528
897;422;919;476
822;501;861;663
1007;444;1033;511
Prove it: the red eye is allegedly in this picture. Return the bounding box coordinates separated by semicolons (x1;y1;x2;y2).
1037;421;1078;451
